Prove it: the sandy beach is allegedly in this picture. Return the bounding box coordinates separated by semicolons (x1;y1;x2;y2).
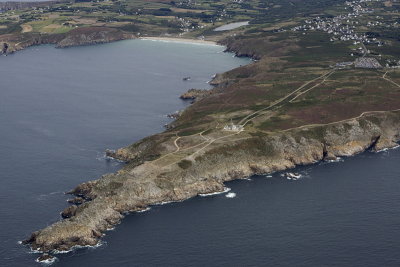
139;36;219;46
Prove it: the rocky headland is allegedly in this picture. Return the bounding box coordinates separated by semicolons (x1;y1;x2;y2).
180;88;213;101
4;0;400;262
23;109;400;254
0;27;135;55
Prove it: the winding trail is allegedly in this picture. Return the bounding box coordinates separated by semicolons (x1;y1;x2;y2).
280;108;400;133
382;71;400;88
155;67;400;169
240;70;336;127
152;128;212;166
288;71;335;103
156;69;337;168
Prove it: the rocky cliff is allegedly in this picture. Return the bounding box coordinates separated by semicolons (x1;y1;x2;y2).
23;110;400;254
180;88;213;101
56;27;135;48
0;27;135;55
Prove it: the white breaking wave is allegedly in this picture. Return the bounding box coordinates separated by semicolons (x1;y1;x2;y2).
35;256;57;265
136;207;151;213
376;145;400;153
225;192;237;198
29;248;42;254
51;241;105;255
327;157;344;163
97;152;125;163
199;187;231;197
285;172;302;181
157;200;174;205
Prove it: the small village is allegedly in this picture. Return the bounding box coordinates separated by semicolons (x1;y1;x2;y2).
291;0;391;48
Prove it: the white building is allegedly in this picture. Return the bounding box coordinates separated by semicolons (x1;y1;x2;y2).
224;123;244;132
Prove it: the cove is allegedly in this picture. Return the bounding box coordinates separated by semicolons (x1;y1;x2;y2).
0;39;250;266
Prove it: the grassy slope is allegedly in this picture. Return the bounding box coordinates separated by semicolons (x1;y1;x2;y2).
2;0;400;161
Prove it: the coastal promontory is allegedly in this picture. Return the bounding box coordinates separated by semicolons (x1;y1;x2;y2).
6;0;400;260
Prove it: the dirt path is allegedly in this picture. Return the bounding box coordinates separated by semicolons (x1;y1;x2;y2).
153;69;338;168
152;128;212;165
382;71;400;88
281;108;400;133
240;70;335;126
289;71;335;103
152;67;399;169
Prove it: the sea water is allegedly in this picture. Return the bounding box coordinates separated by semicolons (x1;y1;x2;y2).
1;39;400;266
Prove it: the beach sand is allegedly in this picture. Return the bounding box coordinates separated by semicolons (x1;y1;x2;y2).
139;36;219;46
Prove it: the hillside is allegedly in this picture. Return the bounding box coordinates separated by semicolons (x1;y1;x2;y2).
15;0;400;261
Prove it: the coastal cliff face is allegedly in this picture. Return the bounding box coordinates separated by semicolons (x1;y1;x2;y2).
0;27;135;55
180;88;213;101
24;110;400;253
56;27;135;48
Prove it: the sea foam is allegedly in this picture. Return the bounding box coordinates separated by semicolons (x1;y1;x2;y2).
136;207;151;213
51;241;105;255
225;192;237;198
35;256;57;265
199;187;231;197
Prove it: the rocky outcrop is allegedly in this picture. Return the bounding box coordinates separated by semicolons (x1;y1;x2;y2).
220;37;263;60
36;253;55;264
67;197;85;205
0;27;135;55
61;205;78;219
56;27;135;48
0;33;64;55
105;149;132;162
23;110;400;255
180;89;213;101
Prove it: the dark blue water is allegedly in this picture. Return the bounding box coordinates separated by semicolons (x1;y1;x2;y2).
0;40;250;266
1;40;400;267
53;149;400;267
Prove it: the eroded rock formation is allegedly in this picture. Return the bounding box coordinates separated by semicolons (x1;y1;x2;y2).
23;110;400;254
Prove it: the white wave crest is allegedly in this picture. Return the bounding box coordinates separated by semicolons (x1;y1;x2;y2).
35;256;57;265
225;192;237;198
285;172;302;181
199;187;231;197
136;207;151;213
51;241;104;255
375;145;400;153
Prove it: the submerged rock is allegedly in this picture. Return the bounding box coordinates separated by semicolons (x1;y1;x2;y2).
36;253;56;264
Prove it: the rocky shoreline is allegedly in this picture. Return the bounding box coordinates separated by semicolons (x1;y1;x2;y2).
0;27;136;55
12;27;400;261
180;88;213;101
22;109;400;257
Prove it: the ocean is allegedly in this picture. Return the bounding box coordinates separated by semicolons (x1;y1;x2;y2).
1;39;400;266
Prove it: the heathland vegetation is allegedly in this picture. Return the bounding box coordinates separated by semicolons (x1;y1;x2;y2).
12;0;400;262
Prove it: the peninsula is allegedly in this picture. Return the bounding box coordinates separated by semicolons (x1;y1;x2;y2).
8;0;400;261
